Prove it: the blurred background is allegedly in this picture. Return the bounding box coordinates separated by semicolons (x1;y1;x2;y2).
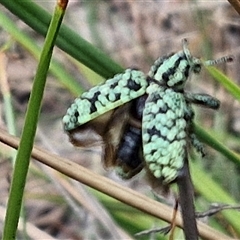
0;1;240;239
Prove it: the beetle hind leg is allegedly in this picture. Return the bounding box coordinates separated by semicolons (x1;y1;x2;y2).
190;133;206;157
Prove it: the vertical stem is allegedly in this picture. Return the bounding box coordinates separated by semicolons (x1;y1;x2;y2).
2;1;68;239
177;158;198;240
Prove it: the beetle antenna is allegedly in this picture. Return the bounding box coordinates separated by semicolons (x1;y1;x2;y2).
204;55;234;66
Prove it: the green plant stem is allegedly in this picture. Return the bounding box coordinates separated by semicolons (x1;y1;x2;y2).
191;160;240;235
0;50;16;137
0;10;83;96
193;123;240;167
2;2;68;239
206;66;240;102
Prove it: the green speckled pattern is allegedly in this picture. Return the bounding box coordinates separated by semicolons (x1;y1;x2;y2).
142;85;189;183
63;39;228;184
141;40;224;183
63;69;148;131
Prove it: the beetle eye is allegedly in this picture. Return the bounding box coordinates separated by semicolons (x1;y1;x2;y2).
193;64;201;73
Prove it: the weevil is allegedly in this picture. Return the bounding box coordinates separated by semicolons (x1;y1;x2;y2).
63;39;232;183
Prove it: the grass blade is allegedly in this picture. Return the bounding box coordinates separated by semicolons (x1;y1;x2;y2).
191;161;240;235
0;0;123;78
0;10;83;96
193;123;240;168
2;2;68;239
206;66;240;102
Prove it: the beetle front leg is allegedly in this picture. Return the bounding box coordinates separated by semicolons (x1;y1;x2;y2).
185;92;220;110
